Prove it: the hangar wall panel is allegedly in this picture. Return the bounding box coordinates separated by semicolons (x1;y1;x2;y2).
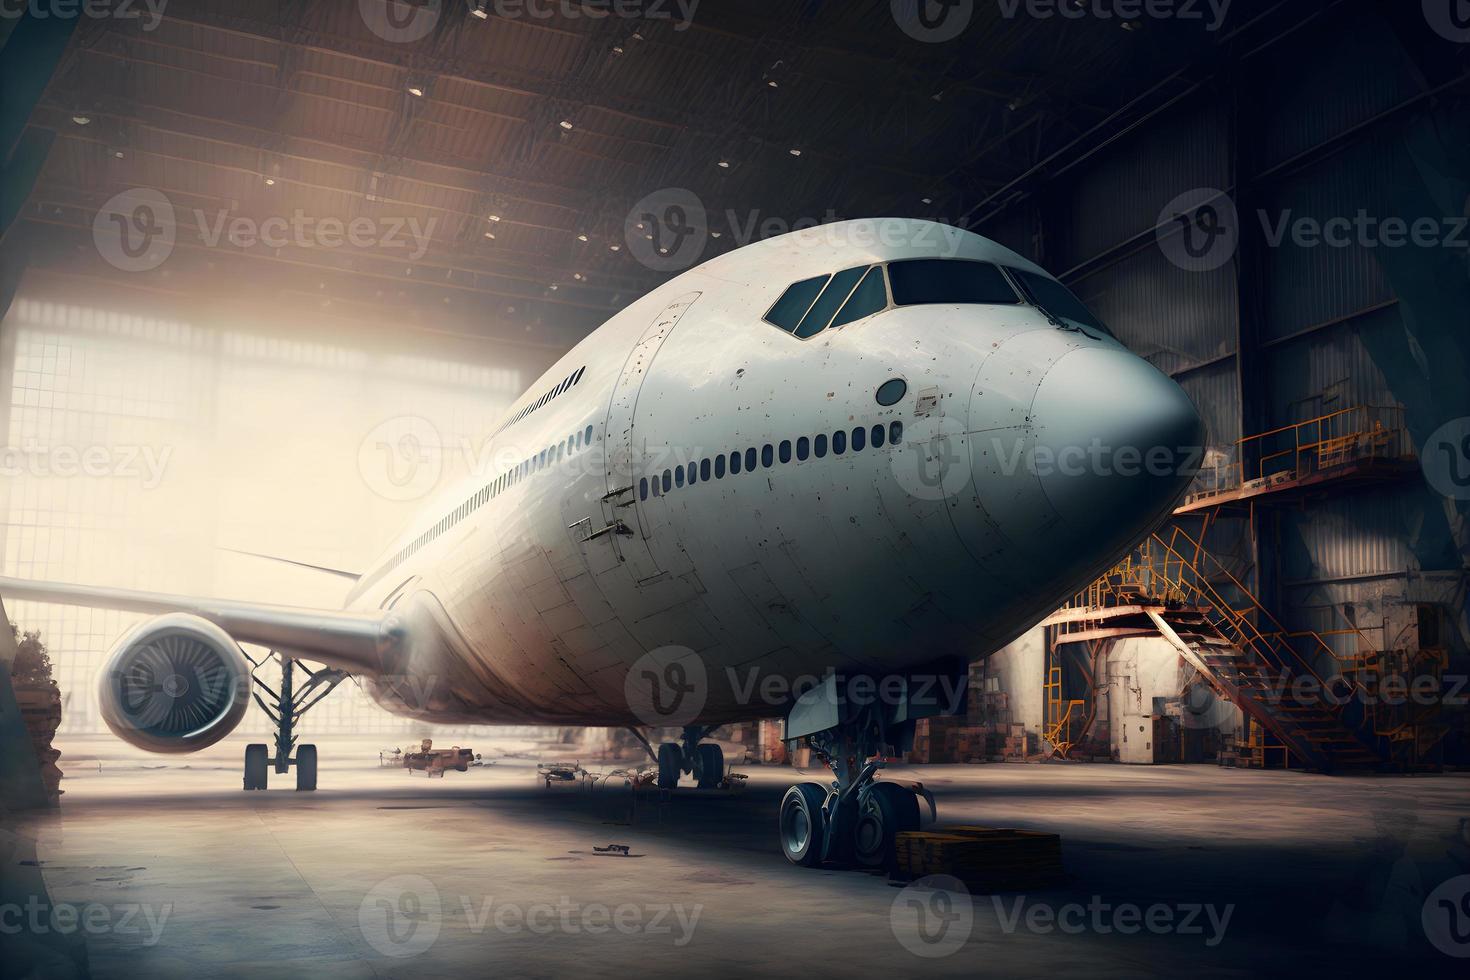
1054;95;1229;273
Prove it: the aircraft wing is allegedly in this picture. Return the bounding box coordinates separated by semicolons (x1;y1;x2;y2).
0;576;387;675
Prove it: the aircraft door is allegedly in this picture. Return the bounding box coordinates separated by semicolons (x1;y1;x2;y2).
598;291;700;582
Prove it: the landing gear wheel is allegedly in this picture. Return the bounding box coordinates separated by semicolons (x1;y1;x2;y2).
854;782;921;870
694;742;724;789
244;743;269;791
296;743;318;792
779;782;830;867
656;742;681;789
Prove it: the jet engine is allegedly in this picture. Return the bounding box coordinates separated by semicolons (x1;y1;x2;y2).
97;613;252;753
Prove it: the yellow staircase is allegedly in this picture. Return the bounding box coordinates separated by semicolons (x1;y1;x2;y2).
1044;520;1438;771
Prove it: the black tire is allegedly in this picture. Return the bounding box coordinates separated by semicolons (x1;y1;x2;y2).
779;782;829;867
244;743;269;791
656;742;681;789
296;743;318;792
854;782;922;869
694;742;724;789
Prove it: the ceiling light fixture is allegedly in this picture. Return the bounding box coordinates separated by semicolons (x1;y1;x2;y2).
558;119;574;130
789;148;802;156
72;114;91;126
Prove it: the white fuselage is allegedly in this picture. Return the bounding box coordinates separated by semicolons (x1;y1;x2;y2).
344;220;1201;727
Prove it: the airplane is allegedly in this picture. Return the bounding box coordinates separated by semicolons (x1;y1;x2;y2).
0;217;1204;870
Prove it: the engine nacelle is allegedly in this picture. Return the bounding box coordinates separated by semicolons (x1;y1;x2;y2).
97;613;252;753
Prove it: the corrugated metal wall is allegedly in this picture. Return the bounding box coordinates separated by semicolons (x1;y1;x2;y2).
975;3;1464;681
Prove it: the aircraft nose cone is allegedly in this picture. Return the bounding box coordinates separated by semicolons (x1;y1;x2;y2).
1031;347;1205;536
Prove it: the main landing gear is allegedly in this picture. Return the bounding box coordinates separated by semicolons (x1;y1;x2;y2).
242;652;346;792
778;672;950;871
627;725;725;789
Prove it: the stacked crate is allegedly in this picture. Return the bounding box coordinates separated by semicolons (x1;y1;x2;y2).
12;680;63;804
894;826;1063;889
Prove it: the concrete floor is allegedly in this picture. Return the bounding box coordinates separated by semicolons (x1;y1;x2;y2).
4;734;1468;979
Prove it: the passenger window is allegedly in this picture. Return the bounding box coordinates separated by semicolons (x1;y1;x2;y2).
871;424;885;448
745;447;757;471
852;426;865;452
715;455;726;478
795;265;868;339
730;451;741;475
675;467;685;488
652;477;661;497
687;462;697;485
779;440;792;464
764;274;830;333
639;478;648;501
700;459;711;481
887;259;1019;307
662;471;672;493
830;266;888;328
585;424;594;443
815;433;828;458
890;420;903;444
762;444;774;468
797;436;810;461
833;430;847;454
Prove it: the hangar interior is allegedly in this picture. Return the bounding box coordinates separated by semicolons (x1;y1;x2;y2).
1;1;1469;977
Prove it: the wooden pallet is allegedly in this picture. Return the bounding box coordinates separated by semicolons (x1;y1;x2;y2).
895;826;1063;889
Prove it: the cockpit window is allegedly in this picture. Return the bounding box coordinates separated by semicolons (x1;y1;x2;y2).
764;274;829;333
887;259;1019;307
830;266;888;329
795;265;869;338
1005;265;1105;339
1005;267;1113;337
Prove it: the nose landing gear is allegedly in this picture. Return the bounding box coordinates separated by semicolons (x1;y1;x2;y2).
778;671;955;870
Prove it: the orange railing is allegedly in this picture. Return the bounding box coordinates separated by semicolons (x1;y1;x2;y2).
1191;404;1411;499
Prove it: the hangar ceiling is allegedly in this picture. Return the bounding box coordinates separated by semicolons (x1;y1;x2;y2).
14;0;1275;348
